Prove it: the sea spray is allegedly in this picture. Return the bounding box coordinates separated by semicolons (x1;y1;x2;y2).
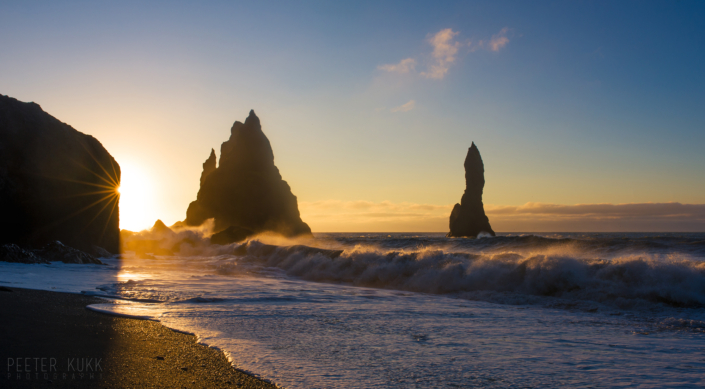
220;235;705;309
3;233;705;388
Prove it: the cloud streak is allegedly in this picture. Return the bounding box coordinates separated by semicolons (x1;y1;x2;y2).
299;200;705;232
420;28;460;80
485;202;705;218
390;100;415;112
488;27;510;52
377;27;512;80
299;200;451;232
377;58;416;74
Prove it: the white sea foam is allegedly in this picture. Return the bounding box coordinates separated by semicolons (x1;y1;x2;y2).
1;232;704;388
230;239;705;309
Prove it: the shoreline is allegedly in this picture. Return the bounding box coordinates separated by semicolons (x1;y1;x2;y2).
0;287;278;388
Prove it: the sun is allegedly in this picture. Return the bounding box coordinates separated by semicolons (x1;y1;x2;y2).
118;160;158;231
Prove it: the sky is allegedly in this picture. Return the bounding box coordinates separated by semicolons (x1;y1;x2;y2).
1;0;704;232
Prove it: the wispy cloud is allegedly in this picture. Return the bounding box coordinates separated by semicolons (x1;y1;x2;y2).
486;202;705;232
377;27;512;81
299;200;452;232
377;58;416;74
299;200;705;232
420;28;460;80
488;27;510;52
390;100;415;112
486;202;705;219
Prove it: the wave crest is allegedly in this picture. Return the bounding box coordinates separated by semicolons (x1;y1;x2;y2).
226;240;705;309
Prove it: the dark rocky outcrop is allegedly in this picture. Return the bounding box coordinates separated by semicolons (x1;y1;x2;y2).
0;95;120;253
185;110;311;244
447;143;495;238
0;241;103;264
91;245;113;258
210;225;254;245
151;219;174;236
0;244;48;264
34;241;103;264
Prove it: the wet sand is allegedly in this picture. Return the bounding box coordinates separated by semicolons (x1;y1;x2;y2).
0;287;278;388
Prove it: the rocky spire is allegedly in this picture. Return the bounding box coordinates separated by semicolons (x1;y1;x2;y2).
200;149;216;187
218;109;274;170
447;142;495;237
185;110;311;243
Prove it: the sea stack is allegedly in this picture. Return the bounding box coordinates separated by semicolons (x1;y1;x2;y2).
447;142;495;238
185;110;311;243
0;95;121;253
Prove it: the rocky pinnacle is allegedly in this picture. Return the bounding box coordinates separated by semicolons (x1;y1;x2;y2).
447;142;496;237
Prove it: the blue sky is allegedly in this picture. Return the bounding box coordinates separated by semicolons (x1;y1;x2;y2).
1;1;703;231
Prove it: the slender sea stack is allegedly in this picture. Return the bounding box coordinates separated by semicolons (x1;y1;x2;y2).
447;142;495;237
0;95;120;253
185;110;311;243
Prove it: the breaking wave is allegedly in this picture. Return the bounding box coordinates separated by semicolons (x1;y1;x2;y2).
219;234;705;310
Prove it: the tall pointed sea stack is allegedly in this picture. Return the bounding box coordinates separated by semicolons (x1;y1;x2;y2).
447;142;495;237
185;110;311;242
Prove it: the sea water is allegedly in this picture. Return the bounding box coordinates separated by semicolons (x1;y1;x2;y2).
1;233;704;388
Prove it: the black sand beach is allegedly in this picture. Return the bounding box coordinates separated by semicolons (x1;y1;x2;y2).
0;287;278;389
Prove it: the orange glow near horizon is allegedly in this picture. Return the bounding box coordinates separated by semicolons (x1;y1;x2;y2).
118;160;159;232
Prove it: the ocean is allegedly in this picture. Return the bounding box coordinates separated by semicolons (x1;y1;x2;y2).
2;232;704;388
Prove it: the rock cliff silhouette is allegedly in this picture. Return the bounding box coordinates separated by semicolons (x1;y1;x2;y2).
185;110;311;243
0;95;120;253
447;143;495;237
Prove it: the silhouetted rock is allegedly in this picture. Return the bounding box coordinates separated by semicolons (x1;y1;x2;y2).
185;110;311;243
0;241;102;264
447;143;495;238
200;149;217;187
91;245;113;258
169;220;188;230
210;226;254;245
35;241;103;264
0;95;120;253
0;244;47;264
151;219;174;236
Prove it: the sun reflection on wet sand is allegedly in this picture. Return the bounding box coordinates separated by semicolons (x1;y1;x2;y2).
87;300;162;321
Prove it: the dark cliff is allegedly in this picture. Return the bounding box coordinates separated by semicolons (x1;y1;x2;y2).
185;110;311;242
0;95;120;253
447;142;495;238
